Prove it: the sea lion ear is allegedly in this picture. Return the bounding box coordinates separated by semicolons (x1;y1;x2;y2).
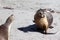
10;14;14;19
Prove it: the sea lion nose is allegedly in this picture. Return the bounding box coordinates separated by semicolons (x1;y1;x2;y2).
41;15;44;17
41;14;45;18
42;15;44;17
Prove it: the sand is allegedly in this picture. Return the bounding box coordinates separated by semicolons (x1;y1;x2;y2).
0;0;60;40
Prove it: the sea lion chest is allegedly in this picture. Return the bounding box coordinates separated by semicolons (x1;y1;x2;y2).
36;16;48;28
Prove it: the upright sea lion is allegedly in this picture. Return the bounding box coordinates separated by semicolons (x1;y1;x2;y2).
0;14;14;40
33;8;53;34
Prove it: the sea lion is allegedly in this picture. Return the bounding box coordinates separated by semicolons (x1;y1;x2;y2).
0;14;14;40
33;8;53;34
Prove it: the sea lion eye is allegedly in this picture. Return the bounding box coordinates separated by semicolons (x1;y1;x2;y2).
39;13;41;14
39;12;42;14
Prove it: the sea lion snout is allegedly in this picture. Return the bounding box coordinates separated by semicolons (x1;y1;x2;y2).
10;14;14;21
38;12;45;18
41;14;45;18
39;14;45;18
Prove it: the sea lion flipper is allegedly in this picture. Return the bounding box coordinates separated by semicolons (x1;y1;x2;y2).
49;26;54;29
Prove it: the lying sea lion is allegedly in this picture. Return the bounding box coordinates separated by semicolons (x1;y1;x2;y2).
0;14;14;40
33;8;53;34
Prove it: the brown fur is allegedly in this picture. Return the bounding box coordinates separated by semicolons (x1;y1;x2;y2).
34;13;48;33
0;14;14;40
33;8;53;33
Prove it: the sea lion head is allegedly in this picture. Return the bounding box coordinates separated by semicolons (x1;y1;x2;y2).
39;12;45;18
37;8;46;18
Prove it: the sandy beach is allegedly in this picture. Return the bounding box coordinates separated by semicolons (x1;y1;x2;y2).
0;0;60;40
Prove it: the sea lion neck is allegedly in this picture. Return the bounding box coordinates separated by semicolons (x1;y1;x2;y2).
0;14;14;40
3;21;12;28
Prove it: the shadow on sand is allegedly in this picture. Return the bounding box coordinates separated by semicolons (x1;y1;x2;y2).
18;24;56;35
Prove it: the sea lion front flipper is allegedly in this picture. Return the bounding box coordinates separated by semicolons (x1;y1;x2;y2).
49;26;54;29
